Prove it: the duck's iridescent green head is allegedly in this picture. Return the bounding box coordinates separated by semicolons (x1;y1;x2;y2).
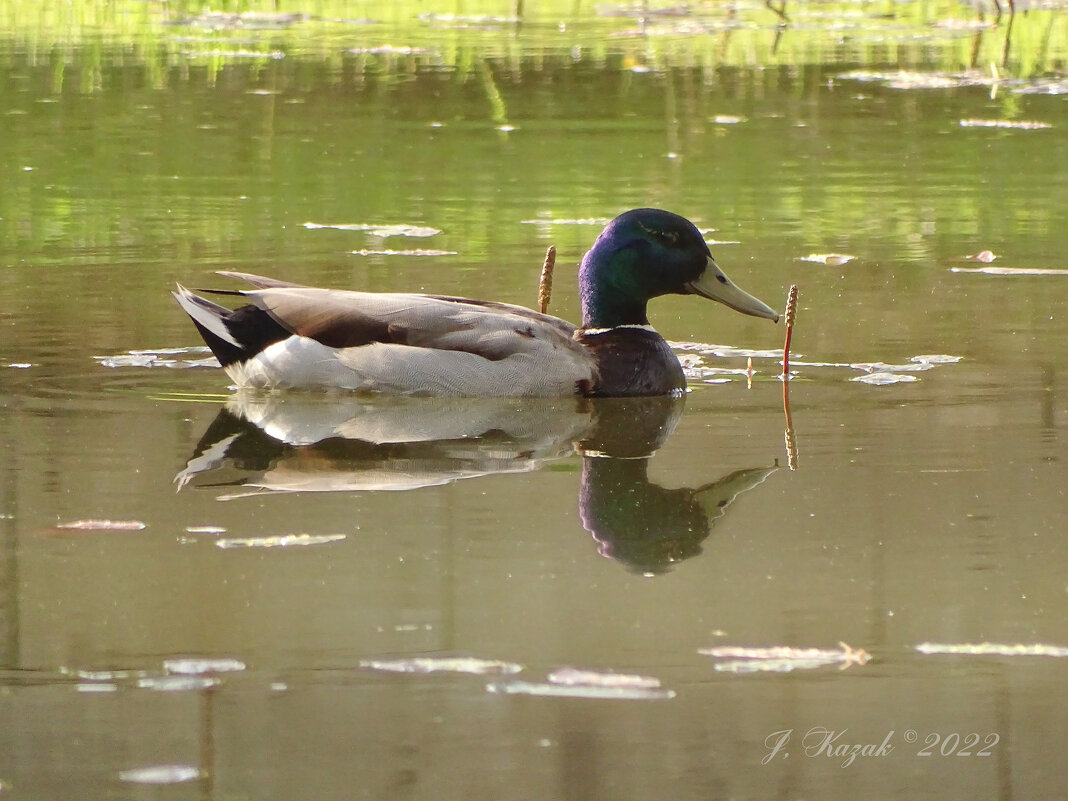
579;208;780;330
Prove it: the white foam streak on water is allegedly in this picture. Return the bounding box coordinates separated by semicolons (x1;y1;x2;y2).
118;765;202;784
486;679;675;700
164;658;246;675
360;657;523;675
214;534;346;549
916;642;1068;657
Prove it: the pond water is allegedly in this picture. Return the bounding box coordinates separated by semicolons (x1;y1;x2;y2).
0;2;1065;799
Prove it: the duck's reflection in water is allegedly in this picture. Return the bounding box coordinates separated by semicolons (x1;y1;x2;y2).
178;392;776;573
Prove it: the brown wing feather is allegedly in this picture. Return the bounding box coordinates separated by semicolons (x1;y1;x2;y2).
216;271;308;289
244;287;580;362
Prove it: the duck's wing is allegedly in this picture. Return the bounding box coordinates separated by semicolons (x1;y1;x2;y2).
215;271;308;290
245;287;575;350
224;286;596;396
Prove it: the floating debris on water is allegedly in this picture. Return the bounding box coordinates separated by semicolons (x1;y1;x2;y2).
164;658;246;675
303;222;441;237
911;354;961;365
851;372;919;385
676;343;960;387
7;362;32;368
180;50;285;60
520;217;612;226
77;683;118;692
486;679;675;700
418;12;520;25
137;676;221;691
56;519;146;531
959;119;1052;130
360;657;523;675
95;347;218;369
62;667;149;681
800;253;855;265
671;342;785;360
917;642;1068;657
349;46;431;55
184;525;227;535
700;642;870;672
951;266;1068;276
1014;79;1068;95
166;10;309;29
119;765;202;784
351;249;457;256
96;353;157;368
965;250;997;262
852;361;935;373
839;70;1065;95
546;667;662;689
214;534;346;549
838;69;985;90
712;114;745;124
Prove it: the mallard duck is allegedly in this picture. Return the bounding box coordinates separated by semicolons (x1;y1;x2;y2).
173;208;779;397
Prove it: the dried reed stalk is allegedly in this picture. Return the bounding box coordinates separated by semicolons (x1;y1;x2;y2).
538;246;556;314
782;285;799;469
782;284;798;378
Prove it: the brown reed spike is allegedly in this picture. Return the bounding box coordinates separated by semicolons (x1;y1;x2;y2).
538;246;556;314
782;284;798;378
782;285;799;469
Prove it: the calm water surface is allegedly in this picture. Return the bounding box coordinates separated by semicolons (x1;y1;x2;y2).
0;3;1066;799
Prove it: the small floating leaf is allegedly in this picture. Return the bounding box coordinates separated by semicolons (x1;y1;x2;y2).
95;353;158;368
965;250;997;262
911;354;962;365
851;361;934;373
851;372;919;385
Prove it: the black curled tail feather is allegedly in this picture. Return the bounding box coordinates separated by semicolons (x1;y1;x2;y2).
173;285;290;368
